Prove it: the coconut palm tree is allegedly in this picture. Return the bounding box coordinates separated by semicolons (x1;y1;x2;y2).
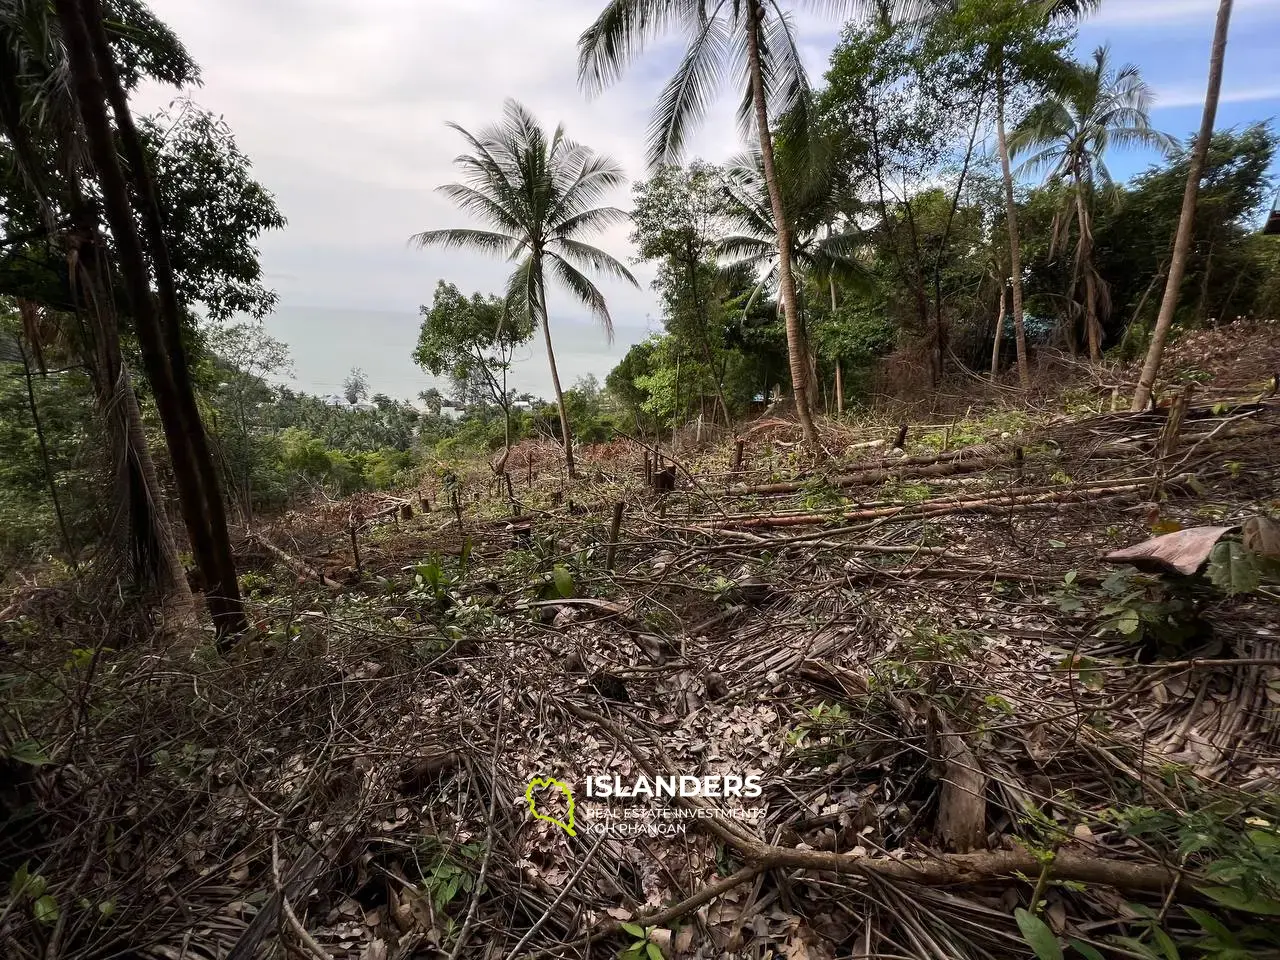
718;148;868;322
411;100;638;478
1011;46;1174;361
578;0;860;451
1133;0;1234;411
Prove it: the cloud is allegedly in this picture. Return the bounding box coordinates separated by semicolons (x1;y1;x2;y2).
1153;84;1280;109
128;0;1276;397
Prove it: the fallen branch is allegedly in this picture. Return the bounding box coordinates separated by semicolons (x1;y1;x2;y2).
696;478;1165;531
562;702;1177;894
248;532;342;590
729;444;1005;496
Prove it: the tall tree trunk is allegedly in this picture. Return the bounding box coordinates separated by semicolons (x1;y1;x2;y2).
119;363;201;645
685;246;730;425
1133;0;1233;410
535;268;575;478
54;0;245;641
991;278;1007;380
77;0;246;637
995;60;1031;388
830;276;844;417
1074;180;1101;361
745;0;820;453
70;233;200;638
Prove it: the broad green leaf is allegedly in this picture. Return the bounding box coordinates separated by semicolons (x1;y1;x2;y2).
7;739;51;767
1206;541;1260;596
1151;924;1181;960
1015;908;1064;960
646;942;665;960
1248;829;1280;853
1195;885;1280;915
9;863;29;898
33;895;59;924
1109;936;1162;960
620;922;645;938
552;565;575;599
1068;940;1105;960
1183;907;1232;940
1115;609;1141;635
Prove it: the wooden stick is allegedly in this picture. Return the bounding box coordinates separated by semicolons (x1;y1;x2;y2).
732;438;746;474
249;533;341;590
605;502;625;571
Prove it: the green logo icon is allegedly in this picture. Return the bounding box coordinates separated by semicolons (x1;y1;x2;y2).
526;776;576;836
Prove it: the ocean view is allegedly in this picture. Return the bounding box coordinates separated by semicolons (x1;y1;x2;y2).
262;303;657;402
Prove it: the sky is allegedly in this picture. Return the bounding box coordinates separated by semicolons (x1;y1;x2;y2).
131;0;1280;402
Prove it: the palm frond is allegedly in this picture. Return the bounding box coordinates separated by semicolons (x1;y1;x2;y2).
408;228;519;256
647;6;730;167
551;236;640;288
577;0;696;95
547;252;616;341
551;205;632;240
504;254;540;329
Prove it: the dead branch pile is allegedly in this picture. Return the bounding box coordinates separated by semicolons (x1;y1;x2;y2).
3;390;1279;960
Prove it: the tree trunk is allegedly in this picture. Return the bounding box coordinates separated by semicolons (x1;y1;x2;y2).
120;363;202;645
54;0;246;641
69;232;199;638
1074;181;1101;361
76;0;246;638
995;61;1030;388
991;278;1007;380
686;245;730;425
15;328;75;563
745;0;820;454
535;268;575;478
1133;0;1233;410
830;277;844;416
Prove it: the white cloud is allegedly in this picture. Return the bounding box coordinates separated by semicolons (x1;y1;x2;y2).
127;0;855;394
1153;84;1280;109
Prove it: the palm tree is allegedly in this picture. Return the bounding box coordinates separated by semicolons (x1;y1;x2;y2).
411;100;638;478
718;149;868;342
579;0;858;452
981;0;1100;388
1011;46;1174;361
1133;0;1234;411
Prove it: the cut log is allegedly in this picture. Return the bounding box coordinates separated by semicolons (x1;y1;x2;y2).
248;533;342;590
933;712;988;853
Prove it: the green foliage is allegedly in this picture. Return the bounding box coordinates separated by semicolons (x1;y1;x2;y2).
1015;907;1064;960
414;281;533;422
417;840;484;913
0;313;103;565
1206;540;1262;597
1093;569;1200;652
617;922;665;960
139;101;286;321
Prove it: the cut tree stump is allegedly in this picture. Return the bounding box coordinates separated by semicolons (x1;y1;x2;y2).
933;711;988;853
